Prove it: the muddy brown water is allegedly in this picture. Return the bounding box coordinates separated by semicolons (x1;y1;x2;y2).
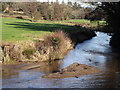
2;32;120;88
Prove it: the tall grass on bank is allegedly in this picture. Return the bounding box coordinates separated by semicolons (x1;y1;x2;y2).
1;30;73;63
35;30;73;61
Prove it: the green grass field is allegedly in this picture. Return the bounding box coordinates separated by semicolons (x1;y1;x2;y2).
2;17;105;42
2;17;50;41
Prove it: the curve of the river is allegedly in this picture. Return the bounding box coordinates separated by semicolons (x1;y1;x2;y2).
2;32;120;88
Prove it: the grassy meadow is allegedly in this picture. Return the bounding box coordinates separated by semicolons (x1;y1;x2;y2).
1;16;106;62
2;16;106;42
2;17;51;42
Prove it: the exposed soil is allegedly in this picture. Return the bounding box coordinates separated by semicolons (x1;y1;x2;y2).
42;62;101;78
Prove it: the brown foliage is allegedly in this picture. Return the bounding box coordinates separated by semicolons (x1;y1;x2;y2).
35;30;73;61
22;2;41;22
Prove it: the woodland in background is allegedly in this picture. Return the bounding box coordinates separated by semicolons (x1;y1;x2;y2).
0;1;105;22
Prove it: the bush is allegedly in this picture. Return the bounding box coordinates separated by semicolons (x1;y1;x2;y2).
22;49;36;59
35;30;73;61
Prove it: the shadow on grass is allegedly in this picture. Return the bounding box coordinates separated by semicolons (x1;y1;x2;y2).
5;22;90;33
16;17;32;22
5;22;96;44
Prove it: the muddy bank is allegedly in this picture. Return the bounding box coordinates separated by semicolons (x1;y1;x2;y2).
42;63;100;78
2;62;100;79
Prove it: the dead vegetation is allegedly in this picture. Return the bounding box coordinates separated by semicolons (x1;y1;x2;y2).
1;30;73;63
34;30;73;61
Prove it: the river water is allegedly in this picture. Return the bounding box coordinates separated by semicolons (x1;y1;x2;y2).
2;32;120;88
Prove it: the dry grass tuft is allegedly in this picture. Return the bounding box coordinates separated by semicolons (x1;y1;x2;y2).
35;30;73;61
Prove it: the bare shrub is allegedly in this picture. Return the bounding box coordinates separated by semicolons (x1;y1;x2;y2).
35;30;73;61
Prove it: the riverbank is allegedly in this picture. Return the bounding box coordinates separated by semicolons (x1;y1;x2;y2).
1;15;97;63
1;15;100;81
1;31;74;63
1;29;96;63
2;32;120;88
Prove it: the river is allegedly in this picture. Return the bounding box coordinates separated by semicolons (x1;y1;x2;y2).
2;32;120;88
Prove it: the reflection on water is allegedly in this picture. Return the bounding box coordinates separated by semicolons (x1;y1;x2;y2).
2;68;18;79
2;32;120;88
40;60;62;74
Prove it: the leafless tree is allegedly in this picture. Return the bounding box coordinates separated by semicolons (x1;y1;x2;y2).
22;2;41;22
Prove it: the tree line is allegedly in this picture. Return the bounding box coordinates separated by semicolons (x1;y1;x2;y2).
1;1;94;22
